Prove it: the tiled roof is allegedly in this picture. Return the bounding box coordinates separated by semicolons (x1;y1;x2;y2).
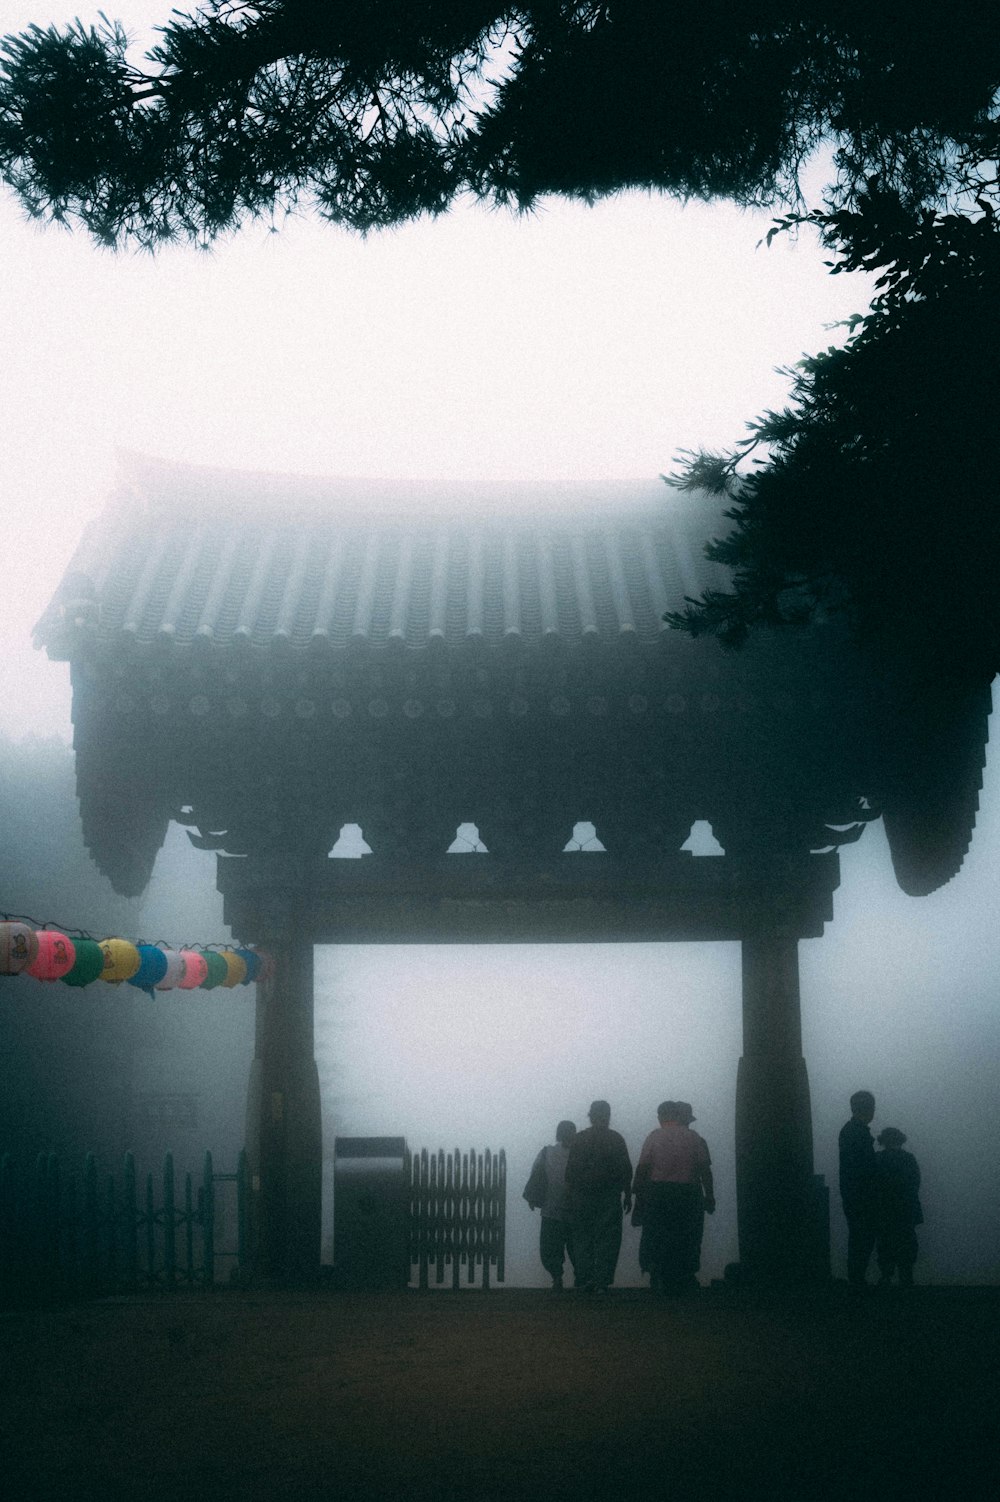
36;458;729;657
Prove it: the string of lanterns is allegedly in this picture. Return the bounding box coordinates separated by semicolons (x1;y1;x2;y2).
0;917;271;996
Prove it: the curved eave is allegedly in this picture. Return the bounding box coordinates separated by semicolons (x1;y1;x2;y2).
881;680;992;896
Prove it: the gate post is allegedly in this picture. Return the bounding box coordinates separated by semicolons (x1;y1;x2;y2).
244;929;322;1283
735;922;830;1283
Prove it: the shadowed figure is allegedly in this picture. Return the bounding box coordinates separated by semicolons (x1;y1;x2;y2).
874;1127;924;1288
565;1100;632;1295
523;1120;577;1290
633;1100;715;1294
839;1089;877;1290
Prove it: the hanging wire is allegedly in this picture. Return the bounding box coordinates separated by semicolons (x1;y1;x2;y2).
1;911;97;939
1;911;250;950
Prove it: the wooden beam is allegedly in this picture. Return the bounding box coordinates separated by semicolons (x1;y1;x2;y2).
218;853;839;946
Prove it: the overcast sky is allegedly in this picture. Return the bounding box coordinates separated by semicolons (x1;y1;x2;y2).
2;3;998;1285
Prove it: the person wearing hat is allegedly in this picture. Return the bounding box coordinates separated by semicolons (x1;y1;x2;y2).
675;1102;714;1283
873;1127;923;1288
633;1100;714;1294
564;1100;633;1295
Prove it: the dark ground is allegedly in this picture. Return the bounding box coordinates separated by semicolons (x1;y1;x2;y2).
1;1285;997;1502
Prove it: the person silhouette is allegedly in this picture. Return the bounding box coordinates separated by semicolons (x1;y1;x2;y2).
676;1102;715;1285
873;1127;923;1288
633;1101;714;1294
523;1120;577;1290
839;1089;877;1291
565;1100;632;1295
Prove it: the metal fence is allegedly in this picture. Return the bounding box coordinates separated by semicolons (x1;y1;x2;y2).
1;1144;505;1297
408;1147;506;1290
0;1149;247;1300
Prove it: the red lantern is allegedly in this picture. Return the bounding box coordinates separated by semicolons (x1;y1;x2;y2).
0;922;38;975
25;931;76;981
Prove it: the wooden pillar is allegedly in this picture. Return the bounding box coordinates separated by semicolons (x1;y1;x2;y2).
244;931;322;1283
735;926;830;1282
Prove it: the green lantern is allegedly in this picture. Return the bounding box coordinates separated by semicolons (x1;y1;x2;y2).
61;938;105;988
200;950;229;990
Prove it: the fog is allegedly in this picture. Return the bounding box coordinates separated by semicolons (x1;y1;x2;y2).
315;769;1000;1285
1;0;998;1289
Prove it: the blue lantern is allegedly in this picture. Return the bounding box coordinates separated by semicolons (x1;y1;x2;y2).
235;948;261;984
127;944;169;996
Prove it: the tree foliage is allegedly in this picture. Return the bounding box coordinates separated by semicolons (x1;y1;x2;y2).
1;2;998;244
667;161;1000;687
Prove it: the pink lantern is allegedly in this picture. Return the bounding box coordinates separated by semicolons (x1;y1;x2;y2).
155;950;187;990
25;931;76;981
0;921;38;975
177;949;208;989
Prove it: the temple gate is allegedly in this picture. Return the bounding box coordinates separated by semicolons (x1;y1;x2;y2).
36;459;991;1284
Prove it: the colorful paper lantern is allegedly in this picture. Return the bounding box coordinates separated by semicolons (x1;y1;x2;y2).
220;950;248;987
200;951;229;990
127;944;169;995
2;921;264;990
234;948;261;984
0;921;39;975
177;950;208;988
155;950;187;990
25;930;76;981
221;950;247;986
62;938;105;988
99;938;141;984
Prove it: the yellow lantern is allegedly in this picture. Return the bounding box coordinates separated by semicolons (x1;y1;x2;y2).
220;950;248;987
99;938;141;984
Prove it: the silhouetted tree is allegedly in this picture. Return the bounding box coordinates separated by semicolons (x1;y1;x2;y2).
1;3;997;244
667;172;1000;689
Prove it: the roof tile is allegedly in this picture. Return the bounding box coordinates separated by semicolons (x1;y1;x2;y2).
36;460;729;658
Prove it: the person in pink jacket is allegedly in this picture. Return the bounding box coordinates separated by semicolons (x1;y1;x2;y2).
633;1101;715;1294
